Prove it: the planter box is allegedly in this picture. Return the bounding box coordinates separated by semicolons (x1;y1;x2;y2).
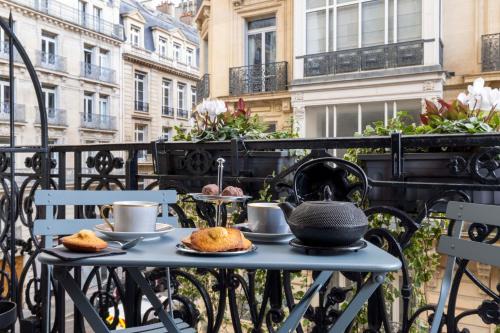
359;152;498;212
155;149;293;196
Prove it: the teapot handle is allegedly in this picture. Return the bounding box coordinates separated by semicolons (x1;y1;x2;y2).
293;156;369;205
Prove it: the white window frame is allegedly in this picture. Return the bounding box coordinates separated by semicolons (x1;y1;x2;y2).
41;33;57;66
159;37;168;58
177;83;185;110
83;92;94;122
42;86;57;118
246;18;277;66
191;86;196;108
186;47;193;66
305;0;421;54
134;72;147;109
130;25;141;47
134;124;148;161
162;79;171;109
173;43;182;62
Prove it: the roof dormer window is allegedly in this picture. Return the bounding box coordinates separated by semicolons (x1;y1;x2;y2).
159;37;168;58
130;25;141;47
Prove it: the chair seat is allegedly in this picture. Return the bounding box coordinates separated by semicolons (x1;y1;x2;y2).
112;318;195;333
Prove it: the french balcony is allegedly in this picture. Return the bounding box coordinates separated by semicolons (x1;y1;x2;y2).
0;102;25;122
162;106;175;117
229;61;288;96
0;41;20;62
482;33;500;72
81;62;116;84
80;112;116;131
11;0;124;40
135;101;149;112
36;51;66;72
197;73;209;101
177;108;189;119
303;40;428;77
35;107;67;127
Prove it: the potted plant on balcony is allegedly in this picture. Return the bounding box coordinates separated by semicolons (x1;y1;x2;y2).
154;98;296;195
348;77;500;211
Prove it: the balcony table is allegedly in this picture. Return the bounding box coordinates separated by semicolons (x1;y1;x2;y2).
38;228;401;333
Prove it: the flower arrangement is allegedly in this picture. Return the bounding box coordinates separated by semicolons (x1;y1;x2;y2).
421;77;500;133
174;98;296;141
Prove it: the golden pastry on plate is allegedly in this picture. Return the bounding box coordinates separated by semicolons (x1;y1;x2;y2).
62;229;108;253
182;227;252;252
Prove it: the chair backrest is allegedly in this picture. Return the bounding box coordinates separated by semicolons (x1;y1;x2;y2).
439;201;500;267
34;190;177;246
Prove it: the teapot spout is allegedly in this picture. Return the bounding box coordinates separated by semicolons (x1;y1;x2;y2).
278;202;295;224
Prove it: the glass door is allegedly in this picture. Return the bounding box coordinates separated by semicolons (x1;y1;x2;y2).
84;45;93;76
247;17;276;92
84;93;93;123
99;95;109;127
0;80;10;114
42;87;56;119
41;35;56;66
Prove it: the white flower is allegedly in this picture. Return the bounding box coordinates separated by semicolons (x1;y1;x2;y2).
480;87;493;110
468;77;485;97
457;92;469;105
489;88;500;110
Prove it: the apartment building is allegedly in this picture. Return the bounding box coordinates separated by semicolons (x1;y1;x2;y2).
120;0;199;164
194;0;294;131
0;0;123;152
291;0;444;139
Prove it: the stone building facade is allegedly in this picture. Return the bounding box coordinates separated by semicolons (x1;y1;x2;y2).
194;0;294;131
120;0;199;169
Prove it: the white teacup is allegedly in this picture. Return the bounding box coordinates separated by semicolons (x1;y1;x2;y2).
100;201;160;232
247;202;290;234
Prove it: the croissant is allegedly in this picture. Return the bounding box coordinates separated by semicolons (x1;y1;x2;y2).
62;229;108;253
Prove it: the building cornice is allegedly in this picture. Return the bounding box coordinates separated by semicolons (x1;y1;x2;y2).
0;0;123;46
123;53;199;81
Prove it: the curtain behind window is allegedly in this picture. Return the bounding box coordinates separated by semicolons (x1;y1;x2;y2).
398;0;422;41
306;10;326;54
362;0;385;47
337;4;358;50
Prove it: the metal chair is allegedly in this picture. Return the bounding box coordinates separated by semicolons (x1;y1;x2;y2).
430;201;500;333
34;190;193;333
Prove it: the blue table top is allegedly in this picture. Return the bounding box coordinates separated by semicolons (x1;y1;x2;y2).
38;228;401;273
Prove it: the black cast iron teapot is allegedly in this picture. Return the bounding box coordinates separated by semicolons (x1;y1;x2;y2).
279;157;369;246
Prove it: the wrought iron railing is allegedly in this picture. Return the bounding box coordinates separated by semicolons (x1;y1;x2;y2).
482;33;500;72
177;108;189;119
35;107;67;126
197;73;209;101
81;62;116;83
302;40;428;77
80;112;116;130
162;106;175;117
135;100;149;112
0;102;25;122
11;0;124;40
36;50;66;72
229;61;288;96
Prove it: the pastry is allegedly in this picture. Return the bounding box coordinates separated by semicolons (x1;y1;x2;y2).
62;229;108;253
221;186;244;197
202;184;219;195
182;227;252;252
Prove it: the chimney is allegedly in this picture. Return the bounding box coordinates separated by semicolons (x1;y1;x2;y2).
179;12;193;25
156;1;175;16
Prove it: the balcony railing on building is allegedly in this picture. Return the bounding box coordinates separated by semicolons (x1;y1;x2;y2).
177;108;189;119
0;41;20;62
135;101;149;112
12;0;124;40
35;108;67;126
36;51;66;72
303;40;427;77
162;106;175;117
197;74;209;101
80;112;116;131
0;102;25;122
229;61;288;96
482;33;500;72
81;62;116;84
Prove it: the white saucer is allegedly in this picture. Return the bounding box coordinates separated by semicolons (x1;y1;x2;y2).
234;224;294;243
94;223;174;241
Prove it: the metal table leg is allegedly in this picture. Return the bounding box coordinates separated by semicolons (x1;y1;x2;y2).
126;267;181;333
277;271;333;333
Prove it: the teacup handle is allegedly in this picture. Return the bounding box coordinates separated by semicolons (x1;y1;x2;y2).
100;205;114;231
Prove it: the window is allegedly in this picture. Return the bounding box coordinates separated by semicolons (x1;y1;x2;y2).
93;6;102;31
41;31;56;65
79;1;87;26
130;25;141;47
305;0;422;54
191;86;196;108
134;72;147;111
99;95;109;127
42;86;56;118
159;37;168;58
177;83;185;110
161;127;172;141
83;44;94;75
0;79;10;113
186;48;193;66
162;79;171;113
247;17;276;66
134;124;148;161
83;92;93;122
173;43;181;62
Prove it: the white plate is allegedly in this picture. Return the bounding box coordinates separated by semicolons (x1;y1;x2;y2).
94;223;174;241
234;224;294;243
176;243;257;256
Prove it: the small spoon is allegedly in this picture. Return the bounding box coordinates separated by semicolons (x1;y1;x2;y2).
110;237;144;250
